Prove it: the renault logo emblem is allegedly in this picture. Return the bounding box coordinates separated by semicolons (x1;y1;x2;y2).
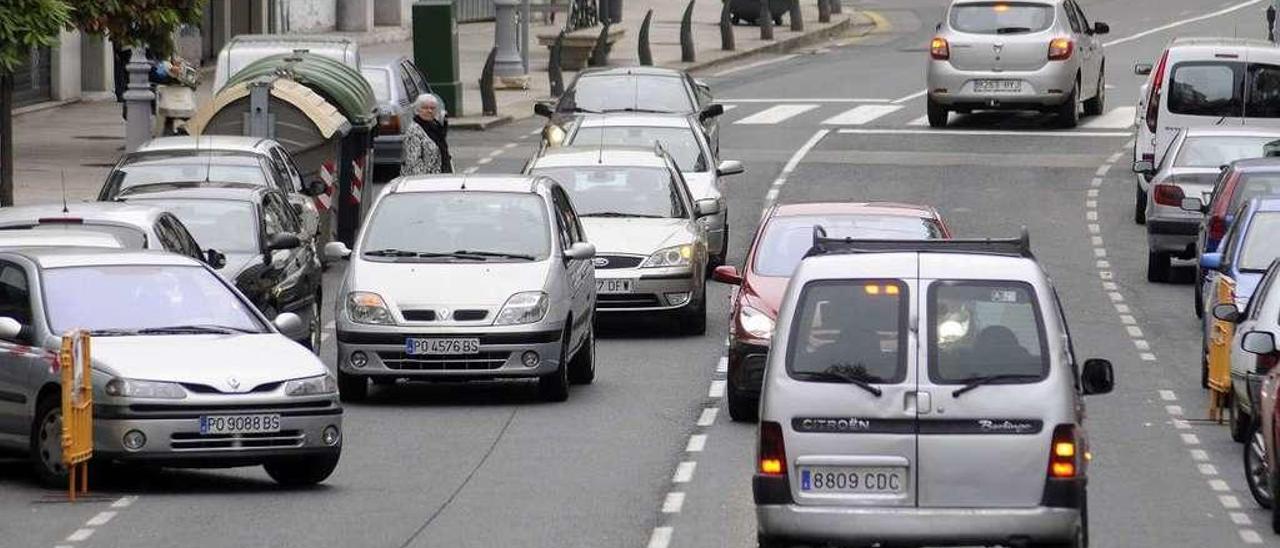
592;257;609;267
227;377;241;390
438;307;451;320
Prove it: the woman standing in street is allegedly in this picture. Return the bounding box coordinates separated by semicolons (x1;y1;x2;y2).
402;94;443;176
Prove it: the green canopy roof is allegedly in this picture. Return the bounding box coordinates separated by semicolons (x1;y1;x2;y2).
225;52;376;127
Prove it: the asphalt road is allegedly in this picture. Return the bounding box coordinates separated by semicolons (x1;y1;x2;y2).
3;1;1280;547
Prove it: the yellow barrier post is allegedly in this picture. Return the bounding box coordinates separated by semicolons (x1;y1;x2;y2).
1208;276;1237;422
60;330;92;502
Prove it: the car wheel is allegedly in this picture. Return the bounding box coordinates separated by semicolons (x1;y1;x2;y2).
927;97;948;128
263;453;340;487
304;292;323;354
1201;342;1210;389
1057;81;1080;128
30;394;67;488
1083;66;1105;116
1246;422;1274;508
727;381;758;422
337;369;368;402
1273;462;1280;533
1194;271;1204;318
1134;184;1147;224
538;326;571;402
679;289;708;335
1146;251;1170;283
568;325;596;385
1232;400;1252;444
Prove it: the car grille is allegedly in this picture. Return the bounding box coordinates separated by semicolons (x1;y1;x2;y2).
399;309;489;322
402;309;437;321
594;255;644;269
597;294;662;308
170;430;305;451
452;309;488;321
179;382;282;395
377;351;511;370
126;400;333;415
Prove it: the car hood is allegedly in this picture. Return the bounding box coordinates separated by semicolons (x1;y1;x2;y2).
91;334;325;391
581;218;697;255
350;259;552;308
743;274;789;317
681;172;719;201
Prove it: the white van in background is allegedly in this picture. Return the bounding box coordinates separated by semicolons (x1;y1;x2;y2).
1131;37;1280;224
213;34;360;92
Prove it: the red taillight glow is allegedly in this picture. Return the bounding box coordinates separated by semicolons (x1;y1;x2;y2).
1259;352;1279;372
759;421;787;476
1048;425;1079;479
1146;50;1170;133
1048;38;1074;61
1152;184;1185;206
931;37;950;60
1208;215;1227;242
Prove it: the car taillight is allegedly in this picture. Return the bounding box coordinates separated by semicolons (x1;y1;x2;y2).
378;113;401;134
1152;184;1185;206
759;421;787;476
930;37;950;60
1048;425;1079;479
1048;38;1074;61
1208;215;1227;242
1146;50;1170;133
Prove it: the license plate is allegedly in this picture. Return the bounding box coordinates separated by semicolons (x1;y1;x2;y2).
799;466;906;494
405;338;480;355
596;279;634;294
974;79;1021;93
199;414;281;435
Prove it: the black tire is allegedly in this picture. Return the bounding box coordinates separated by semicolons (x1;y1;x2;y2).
29;394;67;488
927;97;948;128
568;325;596;385
1057;81;1080;128
1201;343;1210;389
1271;464;1280;533
1246;422;1274;509
538;326;571;402
679;289;708;335
1147;251;1170;283
727;381;758;422
337;369;368;402
1194;271;1204;318
263;453;340;487
303;292;323;354
1232;399;1252;444
1135;184;1147;224
757;534;788;548
1083;66;1105;116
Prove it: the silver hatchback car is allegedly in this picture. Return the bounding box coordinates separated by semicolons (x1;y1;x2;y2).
755;234;1114;548
926;0;1109;128
328;175;597;402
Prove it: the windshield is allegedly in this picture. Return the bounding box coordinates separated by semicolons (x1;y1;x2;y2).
1175;136;1280;168
929;281;1047;383
112;152;269;194
560;75;694;114
753;214;943;277
531;166;688;219
132;198;259;253
361;68;392;102
787;280;907;383
568;126;707;172
361;192;552;260
0;223;147;249
43;265;264;334
949;3;1054;34
1240;212;1280;271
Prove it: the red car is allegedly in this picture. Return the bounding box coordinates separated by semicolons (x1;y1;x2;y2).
711;202;952;421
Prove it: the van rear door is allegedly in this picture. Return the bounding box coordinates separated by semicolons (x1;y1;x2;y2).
1157;55;1280;160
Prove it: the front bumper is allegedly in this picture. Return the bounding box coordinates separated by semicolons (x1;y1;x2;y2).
1148;218;1199;256
595;265;701;313
927;61;1076;109
757;504;1080;545
336;326;566;379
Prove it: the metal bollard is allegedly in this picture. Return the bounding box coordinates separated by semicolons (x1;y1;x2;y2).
589;23;612;67
680;0;696;63
639;10;655;65
789;0;803;31
817;0;830;23
480;48;498;116
830;0;842;15
719;0;735;51
124;48;156;153
759;0;774;40
493;0;528;86
549;30;566;96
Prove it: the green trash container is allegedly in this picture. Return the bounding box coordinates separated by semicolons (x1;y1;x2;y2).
414;0;463;115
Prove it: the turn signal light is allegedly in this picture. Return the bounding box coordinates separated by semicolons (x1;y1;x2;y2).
1054;441;1075;458
760;458;783;475
1048;38;1074;61
759;421;787;476
1048;424;1079;479
931;37;950;60
1051;461;1076;478
864;284;901;296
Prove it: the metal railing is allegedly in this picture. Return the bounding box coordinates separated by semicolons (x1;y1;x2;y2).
456;0;497;22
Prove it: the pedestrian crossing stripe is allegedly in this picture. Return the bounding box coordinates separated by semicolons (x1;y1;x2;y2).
821;105;903;125
720;102;1137;129
734;104;820;125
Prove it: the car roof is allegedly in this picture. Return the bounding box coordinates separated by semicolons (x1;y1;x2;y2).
531;146;671;168
773;202;939;219
1183;127;1280;138
135;136;274;155
576;113;694;128
1169;37;1278;50
576;66;685;79
0;247;204;269
1231;157;1280;171
388;174;545;194
0;202;168;226
797;251;1043;283
1247;197;1280;213
0;230;126;248
120;185;270;202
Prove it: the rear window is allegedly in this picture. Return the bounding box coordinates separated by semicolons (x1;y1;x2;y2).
753;215;943;277
1175;136;1280;168
786;280;908;384
949;2;1055;35
560;75;694;114
1169;61;1280;119
929;281;1048;383
0;223;147;249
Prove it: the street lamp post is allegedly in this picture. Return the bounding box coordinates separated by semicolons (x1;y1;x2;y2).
123;48;155;153
493;0;530;88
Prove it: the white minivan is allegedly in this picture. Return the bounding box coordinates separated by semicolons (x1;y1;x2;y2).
1132;38;1280;224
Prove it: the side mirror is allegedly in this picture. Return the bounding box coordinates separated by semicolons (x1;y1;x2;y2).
564;241;596;260
273;312;306;340
1213;302;1242;323
700;104;725;121
304;179;327;197
1132;160;1155;174
1134;63;1153;76
711;265;743;285
0;317;23;341
205;248;227;270
1093;22;1110;35
534;102;555;118
1180;196;1205;213
266;232;302;251
1081;358;1115;395
1200;252;1223;271
324;241;352;261
716;160;745;176
1243;331;1278;356
695;199;721;218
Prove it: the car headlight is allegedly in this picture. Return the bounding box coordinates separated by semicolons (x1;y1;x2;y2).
347;291;395;325
641;244;694;268
104;378;186;399
285;374;338;397
495;291;550;326
739;306;776;340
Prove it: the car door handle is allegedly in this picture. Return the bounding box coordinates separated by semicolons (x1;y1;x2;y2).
904;391;932;415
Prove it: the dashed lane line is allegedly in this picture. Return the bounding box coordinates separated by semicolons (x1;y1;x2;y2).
762;129;829;212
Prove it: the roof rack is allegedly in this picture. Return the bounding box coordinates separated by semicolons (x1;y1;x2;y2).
805;225;1034;259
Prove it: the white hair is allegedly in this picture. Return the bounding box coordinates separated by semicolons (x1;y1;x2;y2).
413;94;439;110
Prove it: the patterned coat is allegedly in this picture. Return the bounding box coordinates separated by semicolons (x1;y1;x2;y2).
402;118;442;176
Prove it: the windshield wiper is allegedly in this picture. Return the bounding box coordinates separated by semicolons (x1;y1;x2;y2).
995;26;1033;34
600;107;674;114
580;211;664;218
137;324;255;335
363;249;489;261
951;374;1042;398
793;364;884;397
567;106;601;114
89;328;140;337
363;248;423;257
450;250;537;261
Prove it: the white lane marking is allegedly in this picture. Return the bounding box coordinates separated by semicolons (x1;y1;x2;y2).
463;166;479;174
476;157;493;165
735;104;819;125
1096;260;1111;268
647;527;674;548
110;496;138;508
836;128;1131;138
1099;271;1113;279
686;434;707;453
1087;200;1098;208
762;129;830;211
891;90;928;104
1107;152;1125;163
709;380;727;398
1191;449;1209;461
821;105;903;125
1220;494;1242;509
907;115;930;126
503;143;518;149
1103;0;1265;48
66;529;94;542
1087;189;1100;197
716;357;728;373
1181;433;1201;445
1108;292;1124;302
712;55;799;77
1126;326;1144;338
1198;464;1219;476
1094;248;1107;258
1209;479;1231;491
1119;315;1135;324
1134;340;1150;350
697;407;719;426
721;105;738;112
1241;529;1264;544
1114;303;1129;313
673;461;697;483
1086;210;1098;221
1095;165;1110;177
529;129;543;136
1082;107;1137;129
722;98;890;103
1232;512;1254;525
662;492;686;513
86;512;116;527
1141;353;1157;361
1166;405;1183;415
1173;419;1191;430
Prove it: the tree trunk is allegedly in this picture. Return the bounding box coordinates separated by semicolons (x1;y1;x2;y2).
0;73;12;207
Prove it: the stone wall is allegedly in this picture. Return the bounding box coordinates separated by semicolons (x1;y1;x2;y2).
285;0;338;32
